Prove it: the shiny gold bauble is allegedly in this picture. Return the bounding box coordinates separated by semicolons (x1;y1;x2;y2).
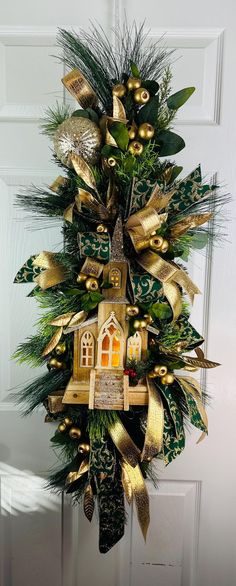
153;365;168;377
126;305;139;317
76;272;87;284
160;239;169;253
148;371;158;379
85;277;99;291
48;358;63;369
112;83;126;98
134;88;150;104
55;342;66;356
144;314;154;325
139;319;148;329
128;141;144;156
161;373;175;385
138;123;155;140
133;319;141;330
107;157;117;167
64;417;73;427
127;124;137;140
127;77;142;91
96;224;108;233
58;422;67;433
53;117;102;167
78;442;90;454
149;235;164;251
69;427;82;440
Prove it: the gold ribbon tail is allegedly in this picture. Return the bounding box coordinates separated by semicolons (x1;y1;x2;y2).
122;461;150;540
109;419;140;467
33;251;68;290
141;379;164;462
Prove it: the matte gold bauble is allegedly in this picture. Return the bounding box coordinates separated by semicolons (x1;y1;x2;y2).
127;77;141;91
107;157;117;167
54;117;102;167
85;277;99;291
134;88;150;104
58;422;67;433
127;124;137;140
78;442;90;454
76;272;87;284
126;305;139;317
112;84;127;98
144;314;154;325
69;427;82;440
64;417;73;427
160;239;169;253
149;235;164;251
55;342;66;355
128;141;144;156
48;358;63;369
96;224;108;233
161;373;175;385
153;365;168;376
138;123;155;140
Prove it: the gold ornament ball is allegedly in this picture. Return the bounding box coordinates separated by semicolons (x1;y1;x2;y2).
78;442;90;454
126;305;139;317
77;272;87;284
160;239;169;253
138;123;155;140
127;124;137;140
128;141;144;156
48;358;63;369
148;371;158;379
144;313;154;325
54;116;102;167
107;157;117;167
69;427;82;440
149;235;164;251
64;417;73;427
55;342;66;356
134;88;150;104
112;84;126;98
161;373;175;385
153;365;168;377
139;319;148;329
127;77;142;91
97;224;108;233
58;422;67;433
85;277;99;291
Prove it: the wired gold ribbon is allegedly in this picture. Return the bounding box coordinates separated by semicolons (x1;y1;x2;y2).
66;459;89;486
33;251;68;290
62;68;98;110
122;460;150;540
109;418;140;467
141;378;164;462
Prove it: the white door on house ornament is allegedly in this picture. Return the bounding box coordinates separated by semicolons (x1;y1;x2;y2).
0;1;236;586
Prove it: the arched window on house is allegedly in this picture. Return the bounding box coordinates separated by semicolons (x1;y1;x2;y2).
80;331;95;367
109;267;121;289
127;332;142;361
97;311;124;368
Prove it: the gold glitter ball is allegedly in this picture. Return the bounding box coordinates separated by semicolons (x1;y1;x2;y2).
54;116;102;167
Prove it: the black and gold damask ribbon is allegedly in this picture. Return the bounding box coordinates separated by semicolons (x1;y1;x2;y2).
33;251;68;290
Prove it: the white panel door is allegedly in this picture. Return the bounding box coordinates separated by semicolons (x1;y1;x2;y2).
0;1;235;585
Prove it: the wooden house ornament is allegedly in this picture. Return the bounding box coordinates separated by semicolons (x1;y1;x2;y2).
63;217;149;410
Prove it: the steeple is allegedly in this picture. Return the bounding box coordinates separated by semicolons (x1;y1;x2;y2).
110;214;126;261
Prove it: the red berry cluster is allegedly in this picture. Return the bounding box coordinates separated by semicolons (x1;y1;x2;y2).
124;368;137;378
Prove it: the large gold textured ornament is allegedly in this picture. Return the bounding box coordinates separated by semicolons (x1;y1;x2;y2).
54;117;102;167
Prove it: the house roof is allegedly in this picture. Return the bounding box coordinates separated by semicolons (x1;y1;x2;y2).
63;315;98;334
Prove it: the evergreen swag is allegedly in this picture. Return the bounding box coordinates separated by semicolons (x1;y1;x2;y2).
14;22;223;553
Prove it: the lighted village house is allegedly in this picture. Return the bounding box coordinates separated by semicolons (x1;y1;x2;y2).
62;217;149;410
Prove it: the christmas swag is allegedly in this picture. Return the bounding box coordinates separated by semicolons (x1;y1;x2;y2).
14;23;222;553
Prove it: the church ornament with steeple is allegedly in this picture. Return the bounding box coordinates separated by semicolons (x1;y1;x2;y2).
63;216;149;410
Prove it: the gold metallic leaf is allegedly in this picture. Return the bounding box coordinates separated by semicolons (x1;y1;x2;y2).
49;313;75;327
83;484;95;522
42;327;63;357
71;154;97;191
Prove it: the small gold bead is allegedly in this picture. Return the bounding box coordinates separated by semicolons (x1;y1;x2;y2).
78;442;90;454
64;417;73;427
128;141;144;156
139;319;148;329
76;273;87;284
148;371;158;379
127;77;142;91
161;373;175;385
112;83;126;98
127;124;137;140
85;277;99;291
97;224;107;233
48;358;63;369
144;314;154;325
69;427;82;440
149;235;164;251
55;342;66;356
58;423;67;433
107;157;117;167
160;239;169;253
134;88;150;104
153;365;168;376
138;123;155;140
126;305;139;317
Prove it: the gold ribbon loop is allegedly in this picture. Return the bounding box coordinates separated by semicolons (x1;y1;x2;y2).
122;461;150;540
141;379;164;461
109;419;140;468
80;257;104;279
62;68;98;110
